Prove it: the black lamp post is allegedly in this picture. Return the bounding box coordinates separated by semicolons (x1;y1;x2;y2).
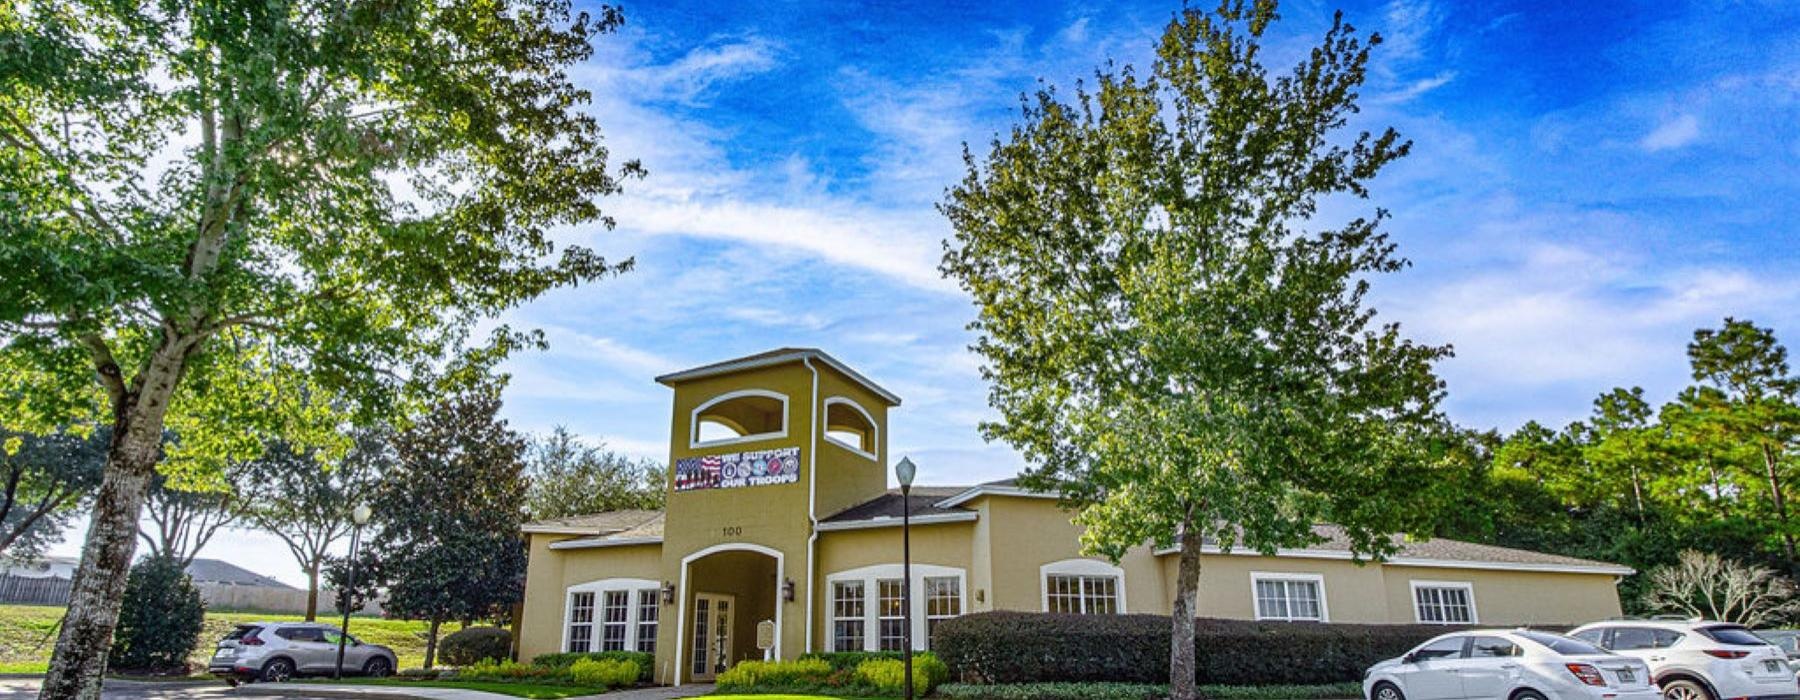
895;456;917;700
334;503;373;680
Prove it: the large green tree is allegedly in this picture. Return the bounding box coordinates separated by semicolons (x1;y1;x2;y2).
0;426;105;561
0;0;639;696
1687;318;1800;559
524;426;664;521
239;429;390;620
370;382;528;669
939;3;1449;699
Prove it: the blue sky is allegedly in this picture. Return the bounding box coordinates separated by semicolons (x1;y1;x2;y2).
51;0;1800;584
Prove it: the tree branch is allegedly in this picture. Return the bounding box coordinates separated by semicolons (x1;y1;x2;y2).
78;333;127;406
0;111;128;245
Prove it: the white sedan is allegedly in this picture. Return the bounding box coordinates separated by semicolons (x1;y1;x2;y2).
1365;629;1660;700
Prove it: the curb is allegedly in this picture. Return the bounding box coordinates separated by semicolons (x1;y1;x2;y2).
231;683;515;700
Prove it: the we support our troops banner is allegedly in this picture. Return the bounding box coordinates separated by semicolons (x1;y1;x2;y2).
673;446;801;492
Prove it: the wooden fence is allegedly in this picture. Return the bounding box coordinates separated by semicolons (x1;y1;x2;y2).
0;574;73;605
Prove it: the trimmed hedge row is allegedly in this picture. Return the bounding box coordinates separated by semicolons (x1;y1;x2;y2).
933;612;1473;685
937;682;1364;700
529;651;655;681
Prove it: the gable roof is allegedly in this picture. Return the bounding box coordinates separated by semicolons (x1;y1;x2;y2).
522;509;666;536
654;348;902;406
185;558;296;589
819;487;975;530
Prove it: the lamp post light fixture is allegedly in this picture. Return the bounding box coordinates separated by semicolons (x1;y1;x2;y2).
895;457;917;700
334;503;374;680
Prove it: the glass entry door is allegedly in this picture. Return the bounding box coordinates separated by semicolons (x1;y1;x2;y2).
689;592;735;682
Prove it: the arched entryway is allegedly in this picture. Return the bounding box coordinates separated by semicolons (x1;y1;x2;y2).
676;543;784;686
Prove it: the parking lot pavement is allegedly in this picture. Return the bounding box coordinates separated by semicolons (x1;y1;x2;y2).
0;679;345;700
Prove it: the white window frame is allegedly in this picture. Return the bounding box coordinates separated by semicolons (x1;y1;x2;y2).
564;578;662;652
1249;572;1329;622
1410;580;1479;625
1039;559;1127;614
821;396;879;461
830;579;867;652
690;389;789;448
825;563;966;651
923;575;963;640
566;590;597;652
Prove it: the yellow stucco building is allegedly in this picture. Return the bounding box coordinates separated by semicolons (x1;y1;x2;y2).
517;348;1632;686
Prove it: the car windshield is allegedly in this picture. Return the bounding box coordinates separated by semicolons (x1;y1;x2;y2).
1703;625;1772;646
1520;630;1607;655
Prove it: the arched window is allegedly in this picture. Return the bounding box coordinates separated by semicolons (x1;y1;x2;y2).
690;390;789;448
822;397;878;461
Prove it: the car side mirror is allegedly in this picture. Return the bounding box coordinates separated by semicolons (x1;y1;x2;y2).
1403;653;1422;665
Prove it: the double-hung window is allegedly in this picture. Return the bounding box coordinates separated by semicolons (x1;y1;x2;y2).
1251;573;1327;622
1412;581;1477;624
924;576;962;643
832;580;866;652
567;592;596;652
877;579;907;651
635;590;660;654
601;591;631;651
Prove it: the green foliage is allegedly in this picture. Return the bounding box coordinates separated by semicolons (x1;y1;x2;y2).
0;425;105;561
853;656;948;695
108;557;206;673
529;651;653;680
933;612;1472;685
939;5;1444;696
937;682;1364;700
370;382;529;664
1;0;640;688
459;659;556;682
565;657;639;688
239;429;391;619
1438;318;1800;618
716;658;835;689
438;627;513;667
799;650;908;670
524;427;664;521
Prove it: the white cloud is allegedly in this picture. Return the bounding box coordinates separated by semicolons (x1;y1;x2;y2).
1639;114;1701;151
1376;71;1456;104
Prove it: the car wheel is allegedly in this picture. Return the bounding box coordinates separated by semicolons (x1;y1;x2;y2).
1372;682;1405;700
1662;679;1712;700
260;658;296;683
1513;689;1548;700
364;657;393;678
223;678;239;688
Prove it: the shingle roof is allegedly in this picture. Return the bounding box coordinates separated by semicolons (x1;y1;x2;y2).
521;509;666;536
185;558;295;589
1190;524;1632;573
821;487;973;524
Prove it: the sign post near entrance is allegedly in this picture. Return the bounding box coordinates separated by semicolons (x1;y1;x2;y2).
756;620;776;661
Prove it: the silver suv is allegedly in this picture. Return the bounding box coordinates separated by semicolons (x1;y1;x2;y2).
1568;620;1799;700
208;622;397;684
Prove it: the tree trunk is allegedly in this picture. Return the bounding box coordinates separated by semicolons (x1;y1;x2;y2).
1762;443;1796;560
1170;520;1204;700
38;403;169;700
304;563;320;622
423;618;442;669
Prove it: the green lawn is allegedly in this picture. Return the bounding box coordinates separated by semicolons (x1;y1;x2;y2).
0;604;464;672
309;678;610;699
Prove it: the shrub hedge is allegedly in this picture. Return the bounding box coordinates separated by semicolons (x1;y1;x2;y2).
800;650;908;670
109;556;206;674
438;626;513;666
937;682;1365;700
933;612;1471;685
529;650;655;681
715;653;948;696
567;657;640;687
